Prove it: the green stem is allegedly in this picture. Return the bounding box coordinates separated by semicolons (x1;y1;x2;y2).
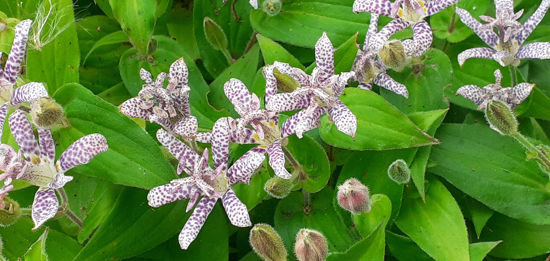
56;188;83;228
20;207;32;216
509;66;517;86
282;146;300;172
221;48;234;65
511;133;550;174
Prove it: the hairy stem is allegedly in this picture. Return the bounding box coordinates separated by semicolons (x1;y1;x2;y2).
511;132;550;177
509;66;518;86
57;188;83;228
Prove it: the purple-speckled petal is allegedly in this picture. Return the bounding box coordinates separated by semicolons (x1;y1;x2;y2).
365;14;380;44
282;106;325;138
10;82;49;105
250;0;258;9
173;116;198;138
516;42;550;60
0;104;8;139
156;129;200;174
211;117;231;170
58;134;108;172
49;173;73;189
32;188;59;229
328;100;357;138
221;188;251;227
196;132;212;143
147;177;195;207
265;91;311;112
224;78;261;117
267;142;291;179
9;109;40;158
456;85;486;107
227;146;266;185
315;33;335;83
494;0;514;15
427;0;460;15
402;20;432;57
2;19;32;85
263;65;278;101
368;19;409;51
37;128;55;162
353;0;397;17
509;83;535;107
272;61;311;87
457;47;496;66
373;73;409;98
178;196;217;249
455;7;499;47
119;97;151;119
169;57;189;88
140;68;154;85
515;0;550;44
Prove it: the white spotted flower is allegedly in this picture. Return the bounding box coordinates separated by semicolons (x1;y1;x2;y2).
456;0;550;66
148;129;251;249
7;109;108;228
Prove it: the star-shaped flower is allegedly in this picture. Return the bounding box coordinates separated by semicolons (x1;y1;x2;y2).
148;129;251;249
120;58;198;138
0;144;27;208
456;0;550;66
353;0;460;57
352;14;409;97
456;69;534;110
265;33;357;138
7;109;108;228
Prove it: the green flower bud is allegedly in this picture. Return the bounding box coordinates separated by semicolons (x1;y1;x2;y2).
387;159;411;184
203;17;228;52
264;176;293;199
262;0;282;16
294;228;328;261
337;178;371;214
485;100;518;135
30;97;69;129
273;67;300;92
379;40;407;71
0;197;21;227
249;223;287;261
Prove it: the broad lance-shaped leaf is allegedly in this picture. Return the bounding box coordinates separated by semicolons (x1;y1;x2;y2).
285;135;330;193
109;0;156;55
320;88;438;150
53;83;177;189
395;178;470;261
83;30;129;63
257;34;304;69
429;123;550;225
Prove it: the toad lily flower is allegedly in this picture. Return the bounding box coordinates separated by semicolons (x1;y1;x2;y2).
0;144;27;208
8;109;107;228
457;69;534;110
265;33;357;138
353;0;460;57
148;129;251;249
120;58;198;138
352;14;409;97
456;0;550;66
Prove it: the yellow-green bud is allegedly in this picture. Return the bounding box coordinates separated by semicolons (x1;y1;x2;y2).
203;17;228;52
273;67;300;92
379;40;407;71
485;100;518;135
262;0;282;16
30;97;69;129
387;159;411;184
0;197;21;227
264;176;293;199
249;223;287;261
294;228;328;261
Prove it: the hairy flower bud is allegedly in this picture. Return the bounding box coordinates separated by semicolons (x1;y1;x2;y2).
0;197;21;227
485;100;518;135
379;40;407;71
30;97;69;128
387;159;411;184
203;17;228;52
249;223;287;261
294;228;328;261
262;0;282;16
273;67;300;92
337;178;371;214
264;176;293;199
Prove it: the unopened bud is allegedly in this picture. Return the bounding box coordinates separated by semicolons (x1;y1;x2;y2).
0;197;21;226
203;17;228;52
337;178;371;214
249;223;287;261
30;97;69;128
264;176;293;199
387;159;410;184
485;100;518;135
379;40;407;71
273;67;300;92
294;228;328;261
262;0;282;16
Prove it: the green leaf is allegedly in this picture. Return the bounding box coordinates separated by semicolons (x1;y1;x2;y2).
83;31;128;63
166;3;200;60
0;217;44;260
24;228;48;261
429;123;550;225
53;83;177;189
109;0;156;55
274;188;356;255
352;194;391;238
320;88;439;150
250;0;370;48
26;0;80;93
306;33;359;75
469;241;501;261
257;34;304;69
326;222;385;261
464;198;494;239
386;232;432;261
395;178;470;261
480;213;550;259
286;135;331;193
232;165;271;209
430;0;489;43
